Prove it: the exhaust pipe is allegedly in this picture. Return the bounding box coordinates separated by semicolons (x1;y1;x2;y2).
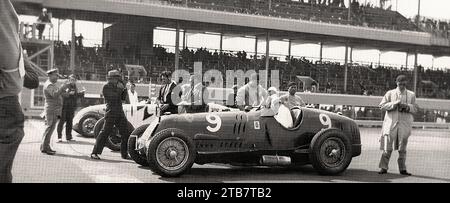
261;155;291;166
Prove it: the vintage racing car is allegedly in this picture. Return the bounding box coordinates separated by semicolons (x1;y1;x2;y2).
128;106;362;177
91;102;237;151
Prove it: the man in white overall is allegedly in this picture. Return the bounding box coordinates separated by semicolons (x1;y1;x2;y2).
378;75;418;176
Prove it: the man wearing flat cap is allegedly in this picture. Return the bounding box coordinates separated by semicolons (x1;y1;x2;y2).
41;69;67;155
91;70;131;160
378;75;418;176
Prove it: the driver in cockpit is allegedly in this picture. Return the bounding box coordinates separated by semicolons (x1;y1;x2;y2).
274;82;306;128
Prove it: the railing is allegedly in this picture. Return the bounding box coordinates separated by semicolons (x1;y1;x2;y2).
19;22;55;41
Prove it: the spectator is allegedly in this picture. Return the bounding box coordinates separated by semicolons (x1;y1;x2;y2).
37;8;51;39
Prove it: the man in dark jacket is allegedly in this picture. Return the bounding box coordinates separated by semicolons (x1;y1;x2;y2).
37;8;51;40
91;70;131;160
57;74;85;142
1;0;39;183
158;71;179;114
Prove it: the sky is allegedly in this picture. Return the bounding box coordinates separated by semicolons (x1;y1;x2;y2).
19;0;450;69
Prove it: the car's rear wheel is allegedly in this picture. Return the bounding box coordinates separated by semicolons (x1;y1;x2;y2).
79;113;102;138
94;118;133;152
309;129;352;175
128;124;150;167
147;129;196;177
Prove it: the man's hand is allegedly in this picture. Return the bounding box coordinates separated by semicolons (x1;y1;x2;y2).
160;104;169;111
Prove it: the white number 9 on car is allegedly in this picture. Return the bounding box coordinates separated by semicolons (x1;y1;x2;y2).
319;113;332;129
206;114;222;133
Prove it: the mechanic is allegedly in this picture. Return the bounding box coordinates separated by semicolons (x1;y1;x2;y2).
157;71;179;114
180;75;208;113
236;73;268;111
261;87;281;117
378;75;418;176
57;74;85;143
279;82;306;109
226;85;239;108
127;82;139;105
41;69;69;155
0;0;39;183
91;70;131;160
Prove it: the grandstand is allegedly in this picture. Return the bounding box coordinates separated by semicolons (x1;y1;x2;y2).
10;0;450;126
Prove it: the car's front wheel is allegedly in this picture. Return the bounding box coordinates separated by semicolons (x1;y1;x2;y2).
78;113;102;138
147;129;196;177
128;124;150;167
309;129;353;175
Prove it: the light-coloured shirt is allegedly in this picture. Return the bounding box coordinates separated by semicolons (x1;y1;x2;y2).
0;0;24;98
128;89;139;105
280;94;306;109
43;80;62;114
236;84;268;107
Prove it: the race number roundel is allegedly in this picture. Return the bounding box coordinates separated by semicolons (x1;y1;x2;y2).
319;113;332;129
206;114;222;133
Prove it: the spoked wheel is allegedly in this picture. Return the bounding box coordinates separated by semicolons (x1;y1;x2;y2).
79;113;102;138
319;137;346;169
147;129;196;177
309;129;352;175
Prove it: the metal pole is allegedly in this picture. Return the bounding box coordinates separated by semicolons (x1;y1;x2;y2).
417;0;421;27
57;19;60;42
348;0;351;21
265;31;270;88
219;33;223;53
349;46;353;64
182;30;186;49
405;52;409;69
414;52;418;93
378;51;382;67
175;22;180;70
268;0;271;10
344;44;349;93
319;42;323;62
288;40;292;59
70;15;76;73
254;37;258;60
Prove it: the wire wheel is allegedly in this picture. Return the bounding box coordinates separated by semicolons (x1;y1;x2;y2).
155;137;189;171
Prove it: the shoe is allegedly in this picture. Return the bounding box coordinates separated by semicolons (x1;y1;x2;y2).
41;150;56;155
90;154;101;160
378;169;388;174
400;170;412;176
57;139;63;143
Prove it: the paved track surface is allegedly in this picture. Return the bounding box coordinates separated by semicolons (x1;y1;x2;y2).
12;119;450;183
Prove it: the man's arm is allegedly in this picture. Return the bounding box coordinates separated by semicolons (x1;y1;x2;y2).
23;56;40;89
379;91;399;111
406;92;418;114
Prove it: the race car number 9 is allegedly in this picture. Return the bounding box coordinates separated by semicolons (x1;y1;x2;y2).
206;114;222;133
319;114;332;129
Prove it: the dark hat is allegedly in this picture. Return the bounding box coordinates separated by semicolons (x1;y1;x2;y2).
46;69;58;75
107;70;121;78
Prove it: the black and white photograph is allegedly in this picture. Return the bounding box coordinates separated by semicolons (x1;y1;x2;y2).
1;0;450;188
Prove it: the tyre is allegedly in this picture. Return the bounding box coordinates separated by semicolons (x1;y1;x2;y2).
147;128;196;177
128;124;150;167
78;113;102;138
309;129;353;175
93;118;133;152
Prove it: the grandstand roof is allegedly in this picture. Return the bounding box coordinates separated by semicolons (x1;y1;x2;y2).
12;0;450;57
